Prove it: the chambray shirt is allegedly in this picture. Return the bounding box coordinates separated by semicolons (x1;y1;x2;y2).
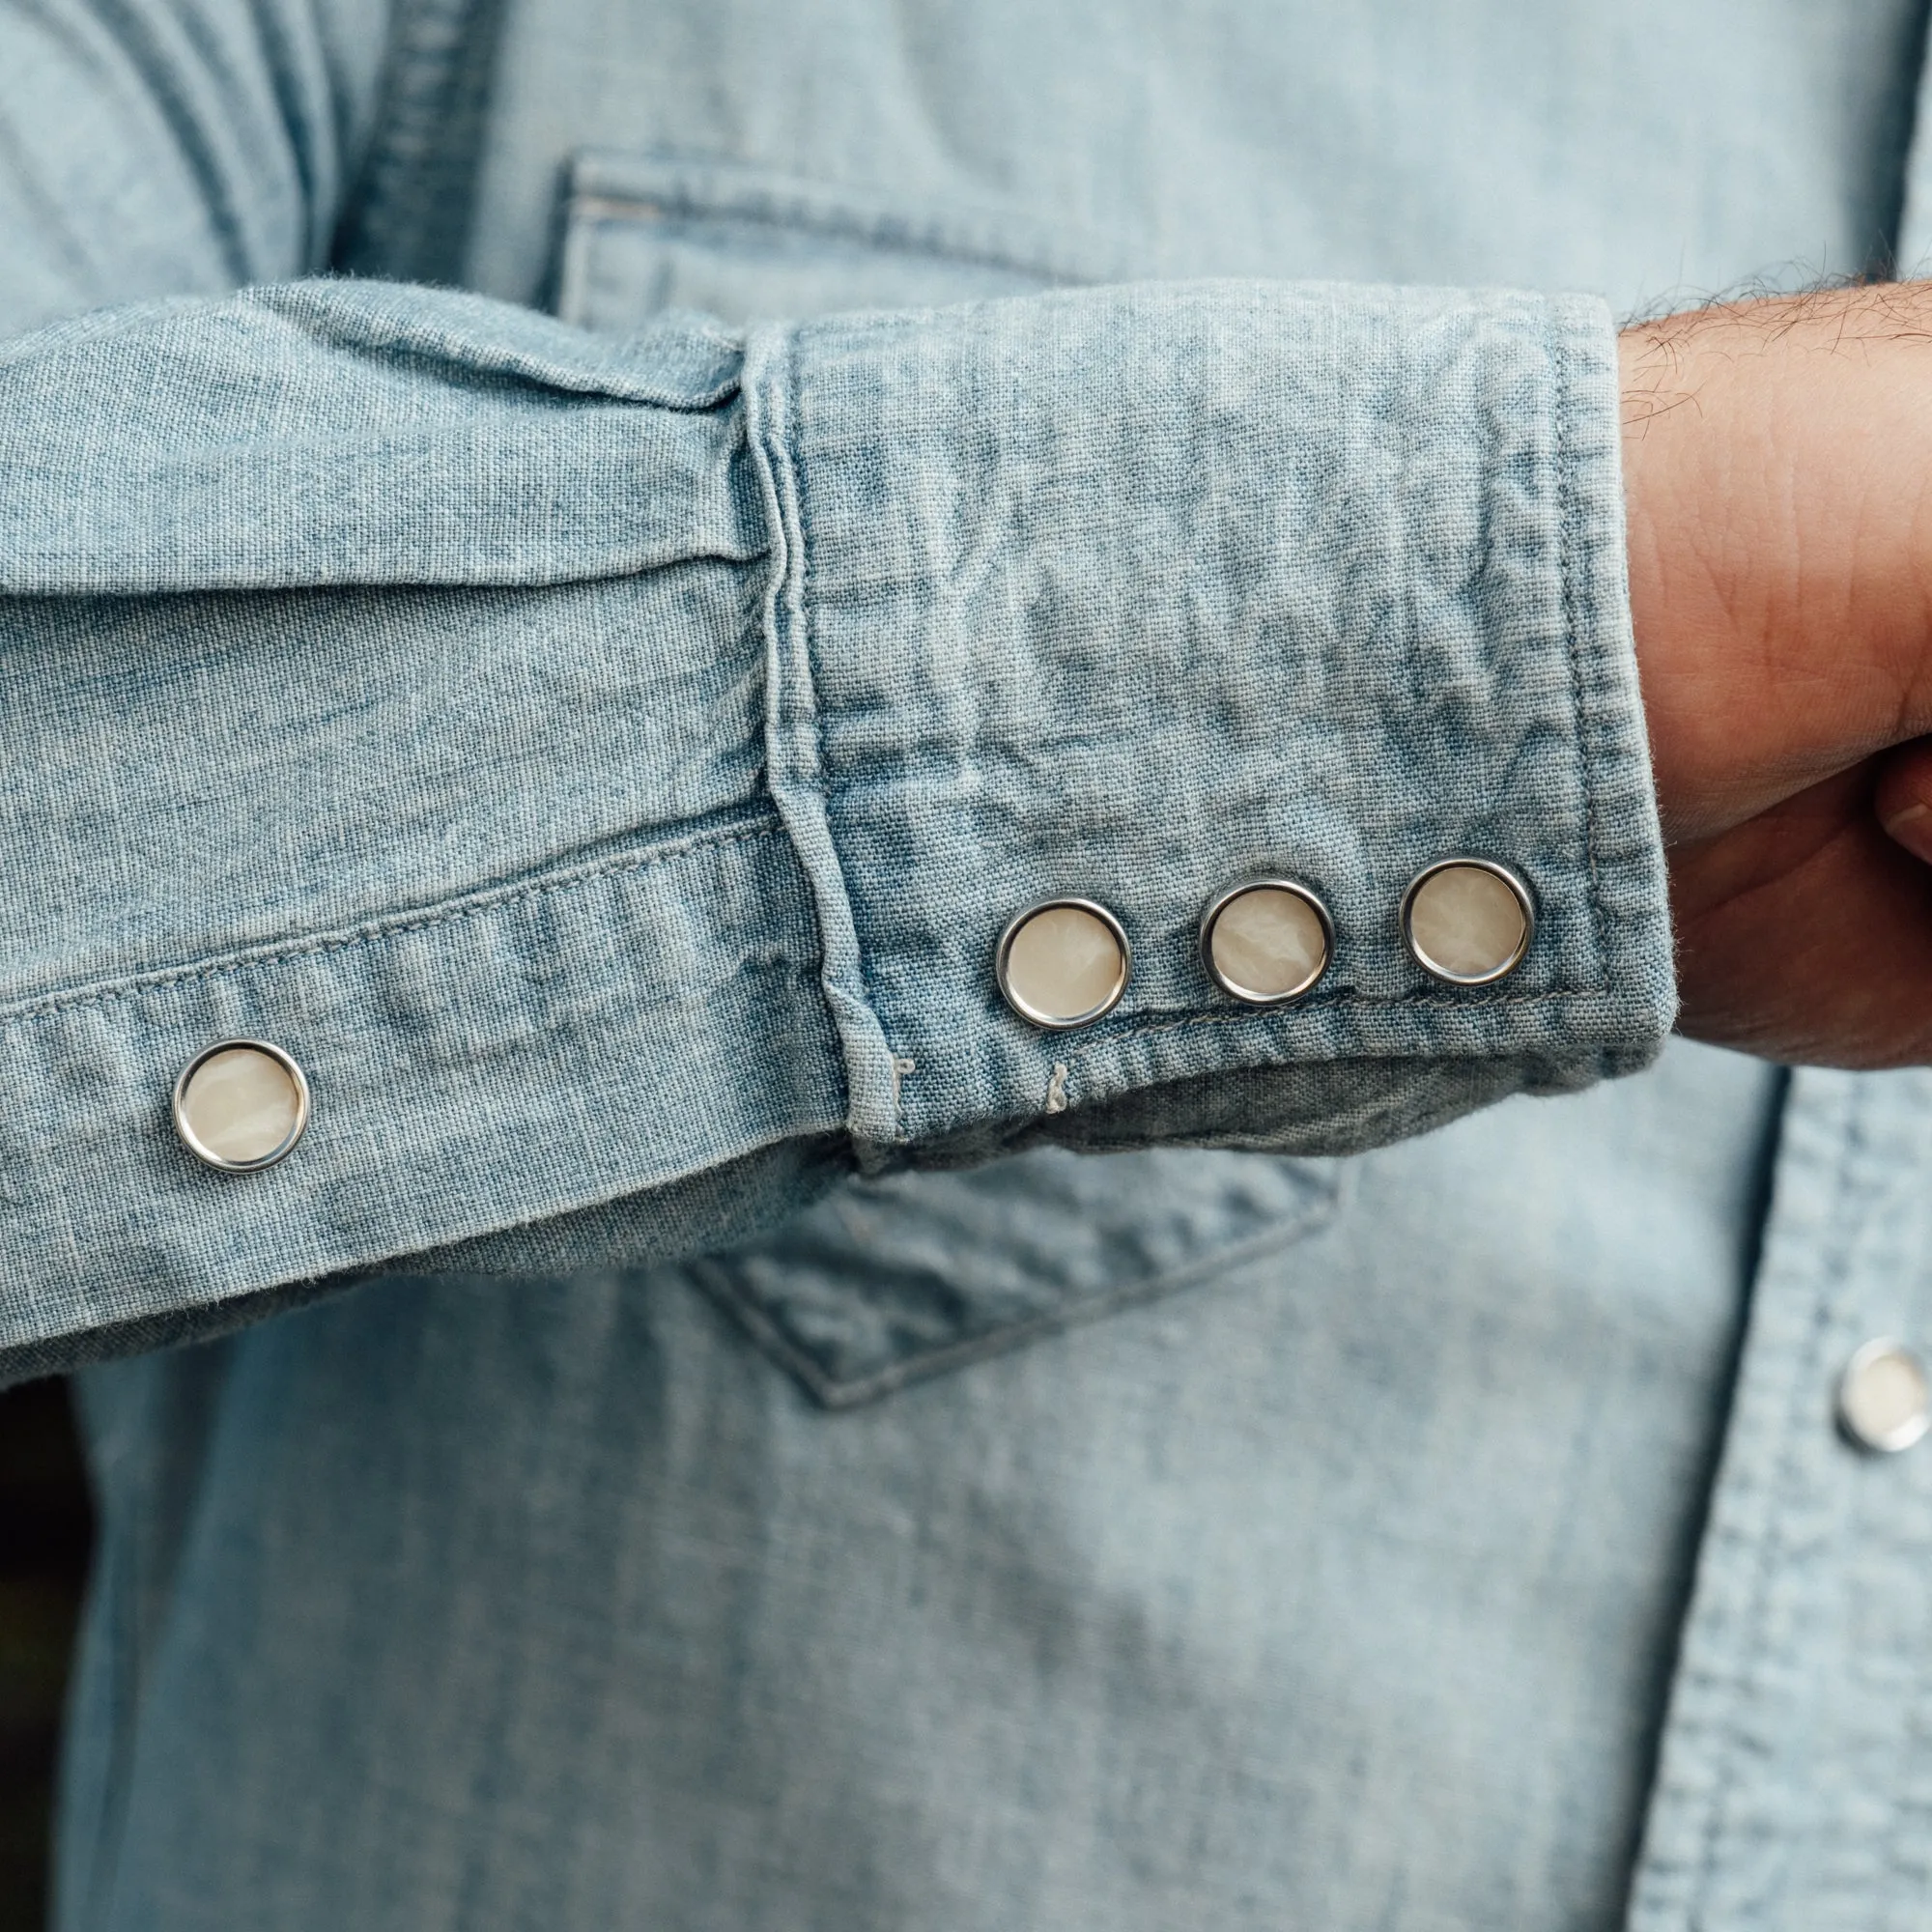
5;1;1932;1926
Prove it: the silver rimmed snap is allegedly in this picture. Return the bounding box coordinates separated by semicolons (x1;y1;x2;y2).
1200;879;1333;1005
172;1040;310;1173
1401;859;1535;985
995;898;1131;1029
1835;1338;1930;1454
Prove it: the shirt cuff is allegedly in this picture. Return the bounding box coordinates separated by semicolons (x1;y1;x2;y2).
745;279;1673;1163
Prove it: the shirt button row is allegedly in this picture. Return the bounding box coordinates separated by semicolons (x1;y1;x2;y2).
996;859;1535;1028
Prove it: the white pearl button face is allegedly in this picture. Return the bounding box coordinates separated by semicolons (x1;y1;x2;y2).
173;1041;310;1172
1201;881;1332;1004
1836;1339;1930;1454
1403;860;1534;984
996;899;1131;1028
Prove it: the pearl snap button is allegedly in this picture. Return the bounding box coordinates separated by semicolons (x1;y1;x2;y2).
1200;879;1333;1004
996;898;1131;1029
172;1040;310;1172
1402;859;1534;985
1835;1338;1930;1454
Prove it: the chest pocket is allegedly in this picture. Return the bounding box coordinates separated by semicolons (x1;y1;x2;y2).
558;153;1338;1406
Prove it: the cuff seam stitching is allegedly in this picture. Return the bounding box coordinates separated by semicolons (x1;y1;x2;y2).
1550;298;1612;988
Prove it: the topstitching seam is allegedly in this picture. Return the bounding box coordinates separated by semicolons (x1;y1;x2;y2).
0;814;784;1031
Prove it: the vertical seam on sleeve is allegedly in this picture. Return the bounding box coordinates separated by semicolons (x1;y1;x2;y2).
785;335;894;1105
742;326;903;1147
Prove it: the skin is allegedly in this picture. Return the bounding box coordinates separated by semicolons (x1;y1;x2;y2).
1620;284;1932;1065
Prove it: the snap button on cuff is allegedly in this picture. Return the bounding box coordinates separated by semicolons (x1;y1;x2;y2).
172;1040;311;1173
996;898;1131;1029
1836;1338;1930;1454
1200;879;1333;1004
1402;859;1534;985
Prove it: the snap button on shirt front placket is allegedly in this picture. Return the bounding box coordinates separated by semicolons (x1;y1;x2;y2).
1402;859;1535;985
172;1040;311;1172
996;898;1131;1029
1200;880;1333;1005
1835;1338;1931;1454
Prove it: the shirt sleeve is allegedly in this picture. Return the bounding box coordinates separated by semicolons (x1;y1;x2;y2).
0;8;1673;1386
0;273;1673;1384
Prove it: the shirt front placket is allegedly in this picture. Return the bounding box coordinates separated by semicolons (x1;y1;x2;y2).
1627;1066;1932;1929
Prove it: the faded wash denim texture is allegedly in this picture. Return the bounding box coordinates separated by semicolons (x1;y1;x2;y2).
0;271;1666;1376
3;0;1932;1926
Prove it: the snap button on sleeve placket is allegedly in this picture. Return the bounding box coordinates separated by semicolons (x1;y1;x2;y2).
172;1040;311;1173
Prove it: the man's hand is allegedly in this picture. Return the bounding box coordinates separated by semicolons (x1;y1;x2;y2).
1621;286;1932;1065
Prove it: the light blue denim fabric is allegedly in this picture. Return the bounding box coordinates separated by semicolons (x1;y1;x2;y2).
2;0;1929;1927
0;268;1666;1377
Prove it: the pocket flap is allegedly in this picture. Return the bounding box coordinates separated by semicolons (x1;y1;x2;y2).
694;1146;1341;1407
556;151;1139;328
